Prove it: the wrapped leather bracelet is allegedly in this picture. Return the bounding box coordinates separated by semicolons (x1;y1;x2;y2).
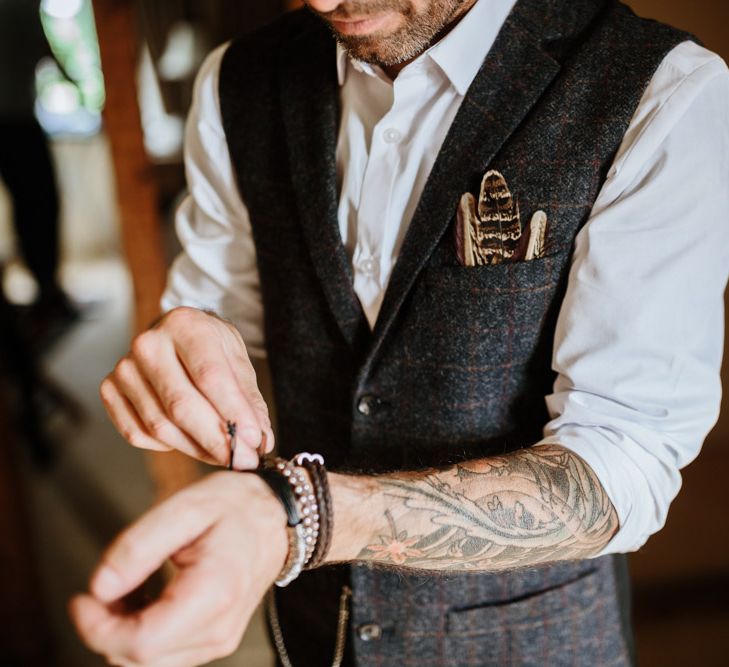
255;469;300;527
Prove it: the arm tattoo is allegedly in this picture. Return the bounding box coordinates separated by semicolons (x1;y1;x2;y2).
356;445;618;571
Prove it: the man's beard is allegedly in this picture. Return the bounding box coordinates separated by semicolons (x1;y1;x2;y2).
310;0;471;67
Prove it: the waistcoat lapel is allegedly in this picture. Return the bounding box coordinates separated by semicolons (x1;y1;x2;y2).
279;21;366;348
363;0;564;371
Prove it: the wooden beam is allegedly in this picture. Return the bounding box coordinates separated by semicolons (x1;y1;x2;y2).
93;0;166;332
93;0;200;497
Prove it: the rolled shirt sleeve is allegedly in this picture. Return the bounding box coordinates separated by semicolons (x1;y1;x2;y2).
539;42;729;554
161;44;267;358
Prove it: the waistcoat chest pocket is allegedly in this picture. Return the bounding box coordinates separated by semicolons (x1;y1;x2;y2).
415;250;567;368
424;249;562;291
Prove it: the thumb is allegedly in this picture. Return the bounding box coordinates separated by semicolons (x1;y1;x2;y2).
90;488;214;603
231;352;276;457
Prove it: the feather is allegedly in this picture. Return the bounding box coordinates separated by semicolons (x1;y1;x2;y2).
456;192;479;266
474;170;522;265
455;170;522;265
525;210;548;260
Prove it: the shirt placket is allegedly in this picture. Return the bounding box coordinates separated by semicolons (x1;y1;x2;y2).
353;113;397;326
353;70;422;328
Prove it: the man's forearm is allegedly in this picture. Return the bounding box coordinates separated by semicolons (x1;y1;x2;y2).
325;445;618;571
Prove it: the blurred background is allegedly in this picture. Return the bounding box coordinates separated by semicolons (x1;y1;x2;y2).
0;1;726;665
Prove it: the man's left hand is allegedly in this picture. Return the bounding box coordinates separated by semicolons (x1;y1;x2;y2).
69;472;287;667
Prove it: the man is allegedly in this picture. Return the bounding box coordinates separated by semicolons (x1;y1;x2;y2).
71;0;729;665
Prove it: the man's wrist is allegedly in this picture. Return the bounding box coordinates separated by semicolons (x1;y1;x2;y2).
238;463;323;585
229;471;289;573
238;465;381;571
325;472;382;563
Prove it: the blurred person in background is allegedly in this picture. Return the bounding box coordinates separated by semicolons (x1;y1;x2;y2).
71;0;729;665
0;0;79;352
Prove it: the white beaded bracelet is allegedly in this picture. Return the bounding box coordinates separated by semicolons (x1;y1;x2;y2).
276;459;320;567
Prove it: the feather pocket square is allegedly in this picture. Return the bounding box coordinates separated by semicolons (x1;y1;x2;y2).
454;169;548;266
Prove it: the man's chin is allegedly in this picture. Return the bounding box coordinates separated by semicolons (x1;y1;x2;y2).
329;13;394;37
336;32;425;68
334;35;399;67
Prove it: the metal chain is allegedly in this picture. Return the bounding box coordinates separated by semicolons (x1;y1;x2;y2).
266;585;352;667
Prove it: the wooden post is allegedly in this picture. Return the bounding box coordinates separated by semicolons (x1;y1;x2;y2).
93;0;200;497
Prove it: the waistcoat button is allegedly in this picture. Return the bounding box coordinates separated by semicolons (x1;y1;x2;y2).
357;623;382;641
357;395;377;416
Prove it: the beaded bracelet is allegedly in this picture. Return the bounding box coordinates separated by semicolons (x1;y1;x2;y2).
271;458;320;567
293;453;333;570
252;468;308;587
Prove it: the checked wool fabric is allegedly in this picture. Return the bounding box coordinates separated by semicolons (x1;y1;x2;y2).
218;1;691;664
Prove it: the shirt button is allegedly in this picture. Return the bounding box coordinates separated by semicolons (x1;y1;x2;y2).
359;258;377;276
357;395;377;416
383;128;402;144
357;623;382;641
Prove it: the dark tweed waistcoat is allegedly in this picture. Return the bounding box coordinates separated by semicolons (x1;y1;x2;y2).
218;1;690;664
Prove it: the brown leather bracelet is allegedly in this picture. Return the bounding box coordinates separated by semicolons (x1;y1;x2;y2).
295;454;333;570
307;463;333;569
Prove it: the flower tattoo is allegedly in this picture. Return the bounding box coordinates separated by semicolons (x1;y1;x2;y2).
362;510;424;565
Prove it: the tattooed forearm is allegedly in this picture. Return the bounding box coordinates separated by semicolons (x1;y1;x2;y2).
328;445;618;572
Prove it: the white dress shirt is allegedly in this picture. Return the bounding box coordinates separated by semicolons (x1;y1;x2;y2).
162;0;729;555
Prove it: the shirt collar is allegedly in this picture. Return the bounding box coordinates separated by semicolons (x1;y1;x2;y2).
336;43;379;84
428;0;518;95
336;0;518;95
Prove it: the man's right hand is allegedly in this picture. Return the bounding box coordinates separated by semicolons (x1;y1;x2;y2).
100;307;273;469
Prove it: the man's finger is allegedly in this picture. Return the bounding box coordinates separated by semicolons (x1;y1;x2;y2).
100;378;172;453
110;358;216;464
108;643;239;667
172;333;266;457
69;594;123;657
74;543;244;664
230;351;276;457
90;489;214;604
71;576;228;665
130;333;232;465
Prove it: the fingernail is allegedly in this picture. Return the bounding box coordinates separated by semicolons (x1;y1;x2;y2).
91;566;123;601
240;426;261;448
233;443;258;470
